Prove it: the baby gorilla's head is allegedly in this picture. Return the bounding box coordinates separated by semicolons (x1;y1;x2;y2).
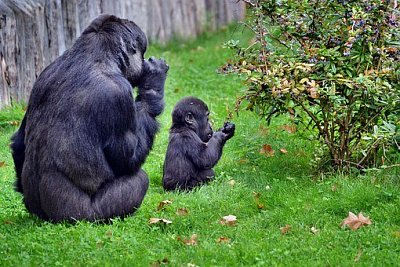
171;97;213;142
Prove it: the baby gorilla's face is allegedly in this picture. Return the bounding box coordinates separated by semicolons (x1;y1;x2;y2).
198;111;213;142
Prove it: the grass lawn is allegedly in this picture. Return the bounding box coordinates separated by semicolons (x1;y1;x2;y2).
0;25;399;266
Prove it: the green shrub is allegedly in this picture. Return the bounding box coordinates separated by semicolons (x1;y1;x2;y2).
222;0;400;170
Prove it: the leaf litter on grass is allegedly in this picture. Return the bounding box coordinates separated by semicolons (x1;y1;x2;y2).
156;200;173;211
149;218;172;225
219;215;237;226
341;212;372;230
177;234;198;246
260;144;275;157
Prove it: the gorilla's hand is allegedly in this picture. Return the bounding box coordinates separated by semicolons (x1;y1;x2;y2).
139;57;169;95
221;122;235;140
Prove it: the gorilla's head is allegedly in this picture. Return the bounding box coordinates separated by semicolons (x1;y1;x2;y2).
171;97;214;142
81;14;148;86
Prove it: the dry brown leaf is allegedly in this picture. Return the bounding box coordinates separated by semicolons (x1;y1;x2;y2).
220;215;237;226
260;144;275;157
0;161;6;168
217;236;231;244
341;212;372;230
280;124;297;134
228;180;236;187
177;234;198;246
309;87;319;99
149;218;172;225
176;208;189;216
279;148;288;154
8;121;20;126
253;192;264;209
150;258;169;267
280;224;292;235
307;80;319;99
157;200;172;211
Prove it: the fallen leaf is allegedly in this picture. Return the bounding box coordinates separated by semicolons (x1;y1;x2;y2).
150;258;169;267
8;121;20;126
176;208;189;216
393;231;400;238
0;161;6;168
280;224;292;235
253;192;264;209
310;226;319;234
220;215;237;226
279;148;288;154
280;124;296;134
228;180;235;187
217;236;231;244
157;200;172;211
341;212;372;230
177;234;198;246
260;144;275;157
3;220;14;225
149;218;172;225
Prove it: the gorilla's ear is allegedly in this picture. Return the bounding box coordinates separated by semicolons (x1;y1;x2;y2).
185;113;194;125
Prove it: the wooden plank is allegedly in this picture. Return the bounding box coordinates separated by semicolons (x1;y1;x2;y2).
0;0;246;107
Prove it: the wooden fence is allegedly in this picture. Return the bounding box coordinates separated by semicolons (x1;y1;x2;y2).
0;0;245;107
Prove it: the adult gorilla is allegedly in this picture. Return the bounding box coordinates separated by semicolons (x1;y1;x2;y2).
10;14;168;222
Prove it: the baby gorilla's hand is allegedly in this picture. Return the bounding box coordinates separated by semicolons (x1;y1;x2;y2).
221;122;235;140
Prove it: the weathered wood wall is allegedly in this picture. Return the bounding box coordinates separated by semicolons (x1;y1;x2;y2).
0;0;245;107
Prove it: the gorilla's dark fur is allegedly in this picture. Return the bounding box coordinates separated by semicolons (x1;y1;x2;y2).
162;97;235;191
10;14;168;222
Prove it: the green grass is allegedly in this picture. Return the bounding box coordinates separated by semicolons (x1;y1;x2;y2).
0;25;399;266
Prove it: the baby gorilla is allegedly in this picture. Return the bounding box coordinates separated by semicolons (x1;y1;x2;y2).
162;97;235;191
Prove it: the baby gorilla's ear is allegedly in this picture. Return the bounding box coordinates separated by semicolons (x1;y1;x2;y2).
185;112;194;125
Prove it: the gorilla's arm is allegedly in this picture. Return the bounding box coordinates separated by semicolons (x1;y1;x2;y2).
135;57;168;117
103;58;167;177
10;116;26;192
102;85;160;177
187;131;227;169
